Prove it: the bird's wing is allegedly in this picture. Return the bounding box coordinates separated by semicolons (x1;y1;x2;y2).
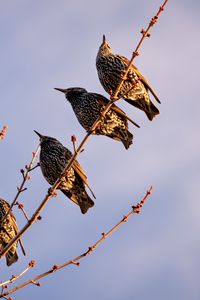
93;93;126;116
132;65;161;104
65;150;96;199
92;93;140;128
72;160;96;199
1;199;26;256
120;56;161;104
10;210;26;256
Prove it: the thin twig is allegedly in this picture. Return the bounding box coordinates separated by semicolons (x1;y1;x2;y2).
16;203;29;222
0;145;40;228
0;187;152;298
0;260;36;288
29;163;40;172
0;0;168;260
71;135;77;154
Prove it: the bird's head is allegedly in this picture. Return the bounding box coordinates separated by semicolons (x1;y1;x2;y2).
54;87;87;101
98;35;112;56
34;131;58;145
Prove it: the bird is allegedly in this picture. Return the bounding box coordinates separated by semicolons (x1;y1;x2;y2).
96;35;161;121
34;131;95;214
54;87;140;150
0;198;26;266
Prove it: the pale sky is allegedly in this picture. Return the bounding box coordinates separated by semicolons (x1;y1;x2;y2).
0;1;200;299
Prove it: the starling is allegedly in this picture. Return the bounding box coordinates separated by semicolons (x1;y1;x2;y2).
55;87;140;150
34;131;95;214
0;198;26;266
96;35;161;121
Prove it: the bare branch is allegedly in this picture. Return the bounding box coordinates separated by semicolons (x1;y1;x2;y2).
0;145;40;228
0;260;36;288
0;187;152;298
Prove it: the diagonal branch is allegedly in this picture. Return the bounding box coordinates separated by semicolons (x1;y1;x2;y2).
0;260;36;288
0;0;168;260
0;187;152;298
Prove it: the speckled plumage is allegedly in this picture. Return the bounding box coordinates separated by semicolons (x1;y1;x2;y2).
96;35;160;121
0;198;20;266
55;87;134;149
34;131;95;214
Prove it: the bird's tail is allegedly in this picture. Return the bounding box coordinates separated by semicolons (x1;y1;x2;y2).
125;98;159;121
145;101;160;121
77;192;94;214
6;246;18;266
121;130;133;150
61;189;94;214
111;127;133;150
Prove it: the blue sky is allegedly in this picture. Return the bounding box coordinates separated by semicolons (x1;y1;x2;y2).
0;1;200;299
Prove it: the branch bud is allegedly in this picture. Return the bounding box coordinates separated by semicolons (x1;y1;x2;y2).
71;135;77;143
140;28;145;35
133;51;139;57
29;260;36;268
88;246;94;252
52;265;59;271
122;216;128;222
18;203;24;209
